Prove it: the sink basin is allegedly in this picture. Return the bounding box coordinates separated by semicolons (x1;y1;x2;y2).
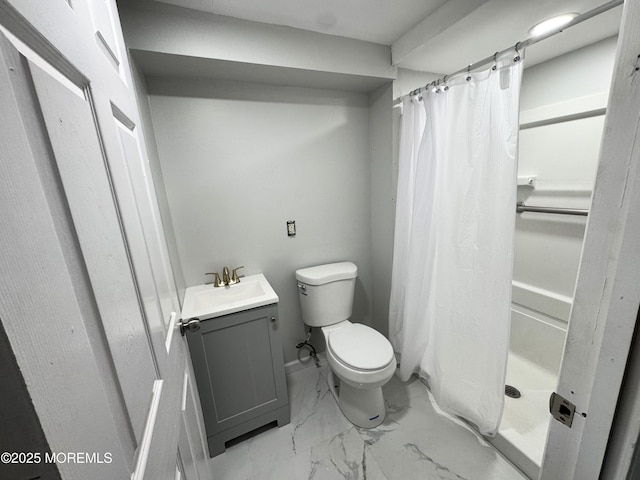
181;273;278;320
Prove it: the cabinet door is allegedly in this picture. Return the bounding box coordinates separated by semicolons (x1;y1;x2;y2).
187;305;288;435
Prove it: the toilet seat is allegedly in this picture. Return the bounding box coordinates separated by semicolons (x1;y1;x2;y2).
327;323;394;371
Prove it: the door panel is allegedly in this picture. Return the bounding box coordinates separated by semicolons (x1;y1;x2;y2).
112;112;177;333
0;1;211;479
0;35;132;479
86;0;122;72
29;58;156;449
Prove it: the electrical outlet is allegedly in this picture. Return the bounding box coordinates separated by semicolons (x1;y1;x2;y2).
287;220;296;237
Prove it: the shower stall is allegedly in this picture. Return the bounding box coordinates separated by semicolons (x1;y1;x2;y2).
390;20;622;479
489;35;617;479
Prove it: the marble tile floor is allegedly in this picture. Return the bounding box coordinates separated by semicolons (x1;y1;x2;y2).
209;365;529;480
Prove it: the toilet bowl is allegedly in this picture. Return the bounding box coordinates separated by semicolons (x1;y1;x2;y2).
323;321;396;427
296;262;396;428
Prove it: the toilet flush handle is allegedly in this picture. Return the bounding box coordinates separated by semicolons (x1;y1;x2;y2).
297;283;307;296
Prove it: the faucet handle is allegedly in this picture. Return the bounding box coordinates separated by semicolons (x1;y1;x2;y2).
230;266;245;284
205;272;224;287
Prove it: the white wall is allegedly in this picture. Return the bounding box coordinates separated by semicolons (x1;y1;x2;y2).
147;77;374;363
118;0;399;362
369;84;395;337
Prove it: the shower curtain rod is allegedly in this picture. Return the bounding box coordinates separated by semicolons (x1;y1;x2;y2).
400;0;624;99
516;202;589;216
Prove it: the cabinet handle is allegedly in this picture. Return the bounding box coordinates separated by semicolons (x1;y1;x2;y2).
180;318;201;336
271;316;277;323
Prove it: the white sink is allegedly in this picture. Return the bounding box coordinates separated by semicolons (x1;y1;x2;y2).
181;273;278;320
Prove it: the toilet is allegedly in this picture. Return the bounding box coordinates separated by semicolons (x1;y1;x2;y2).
295;262;396;428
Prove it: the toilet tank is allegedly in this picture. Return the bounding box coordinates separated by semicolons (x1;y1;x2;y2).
295;262;357;327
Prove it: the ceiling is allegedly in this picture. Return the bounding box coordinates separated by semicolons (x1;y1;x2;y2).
153;0;449;45
153;0;622;74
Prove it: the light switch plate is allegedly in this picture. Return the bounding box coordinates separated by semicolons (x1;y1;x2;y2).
287;220;296;237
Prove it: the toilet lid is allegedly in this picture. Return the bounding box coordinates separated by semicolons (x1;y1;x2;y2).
328;323;394;371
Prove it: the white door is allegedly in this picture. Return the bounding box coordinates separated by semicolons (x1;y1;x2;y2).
0;1;210;479
540;1;640;479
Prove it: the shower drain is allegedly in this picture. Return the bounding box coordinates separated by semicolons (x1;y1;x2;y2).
505;385;522;399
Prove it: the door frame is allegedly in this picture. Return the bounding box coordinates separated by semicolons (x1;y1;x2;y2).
540;1;640;478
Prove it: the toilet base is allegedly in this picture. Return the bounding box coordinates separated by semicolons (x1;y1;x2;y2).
327;370;385;429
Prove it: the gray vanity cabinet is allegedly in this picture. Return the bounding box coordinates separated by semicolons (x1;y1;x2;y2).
186;303;290;457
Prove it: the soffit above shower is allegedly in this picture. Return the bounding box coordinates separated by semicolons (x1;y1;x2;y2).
143;0;622;74
119;1;397;93
132;50;395;94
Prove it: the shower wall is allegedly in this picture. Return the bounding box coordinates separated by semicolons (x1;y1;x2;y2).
513;36;618;368
491;37;618;479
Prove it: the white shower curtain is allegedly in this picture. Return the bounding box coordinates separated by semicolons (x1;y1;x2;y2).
389;52;523;437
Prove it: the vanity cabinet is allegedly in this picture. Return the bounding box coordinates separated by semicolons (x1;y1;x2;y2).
186;303;290;457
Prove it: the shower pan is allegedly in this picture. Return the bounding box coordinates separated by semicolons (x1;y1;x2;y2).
491;308;567;479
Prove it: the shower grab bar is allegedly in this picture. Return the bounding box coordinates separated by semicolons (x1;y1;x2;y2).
516;201;589;216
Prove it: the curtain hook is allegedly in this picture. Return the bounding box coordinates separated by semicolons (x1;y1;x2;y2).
514;42;521;63
492;51;498;71
466;64;472;81
443;75;449;91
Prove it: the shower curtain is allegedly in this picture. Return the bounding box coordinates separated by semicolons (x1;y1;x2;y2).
389;52;523;437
